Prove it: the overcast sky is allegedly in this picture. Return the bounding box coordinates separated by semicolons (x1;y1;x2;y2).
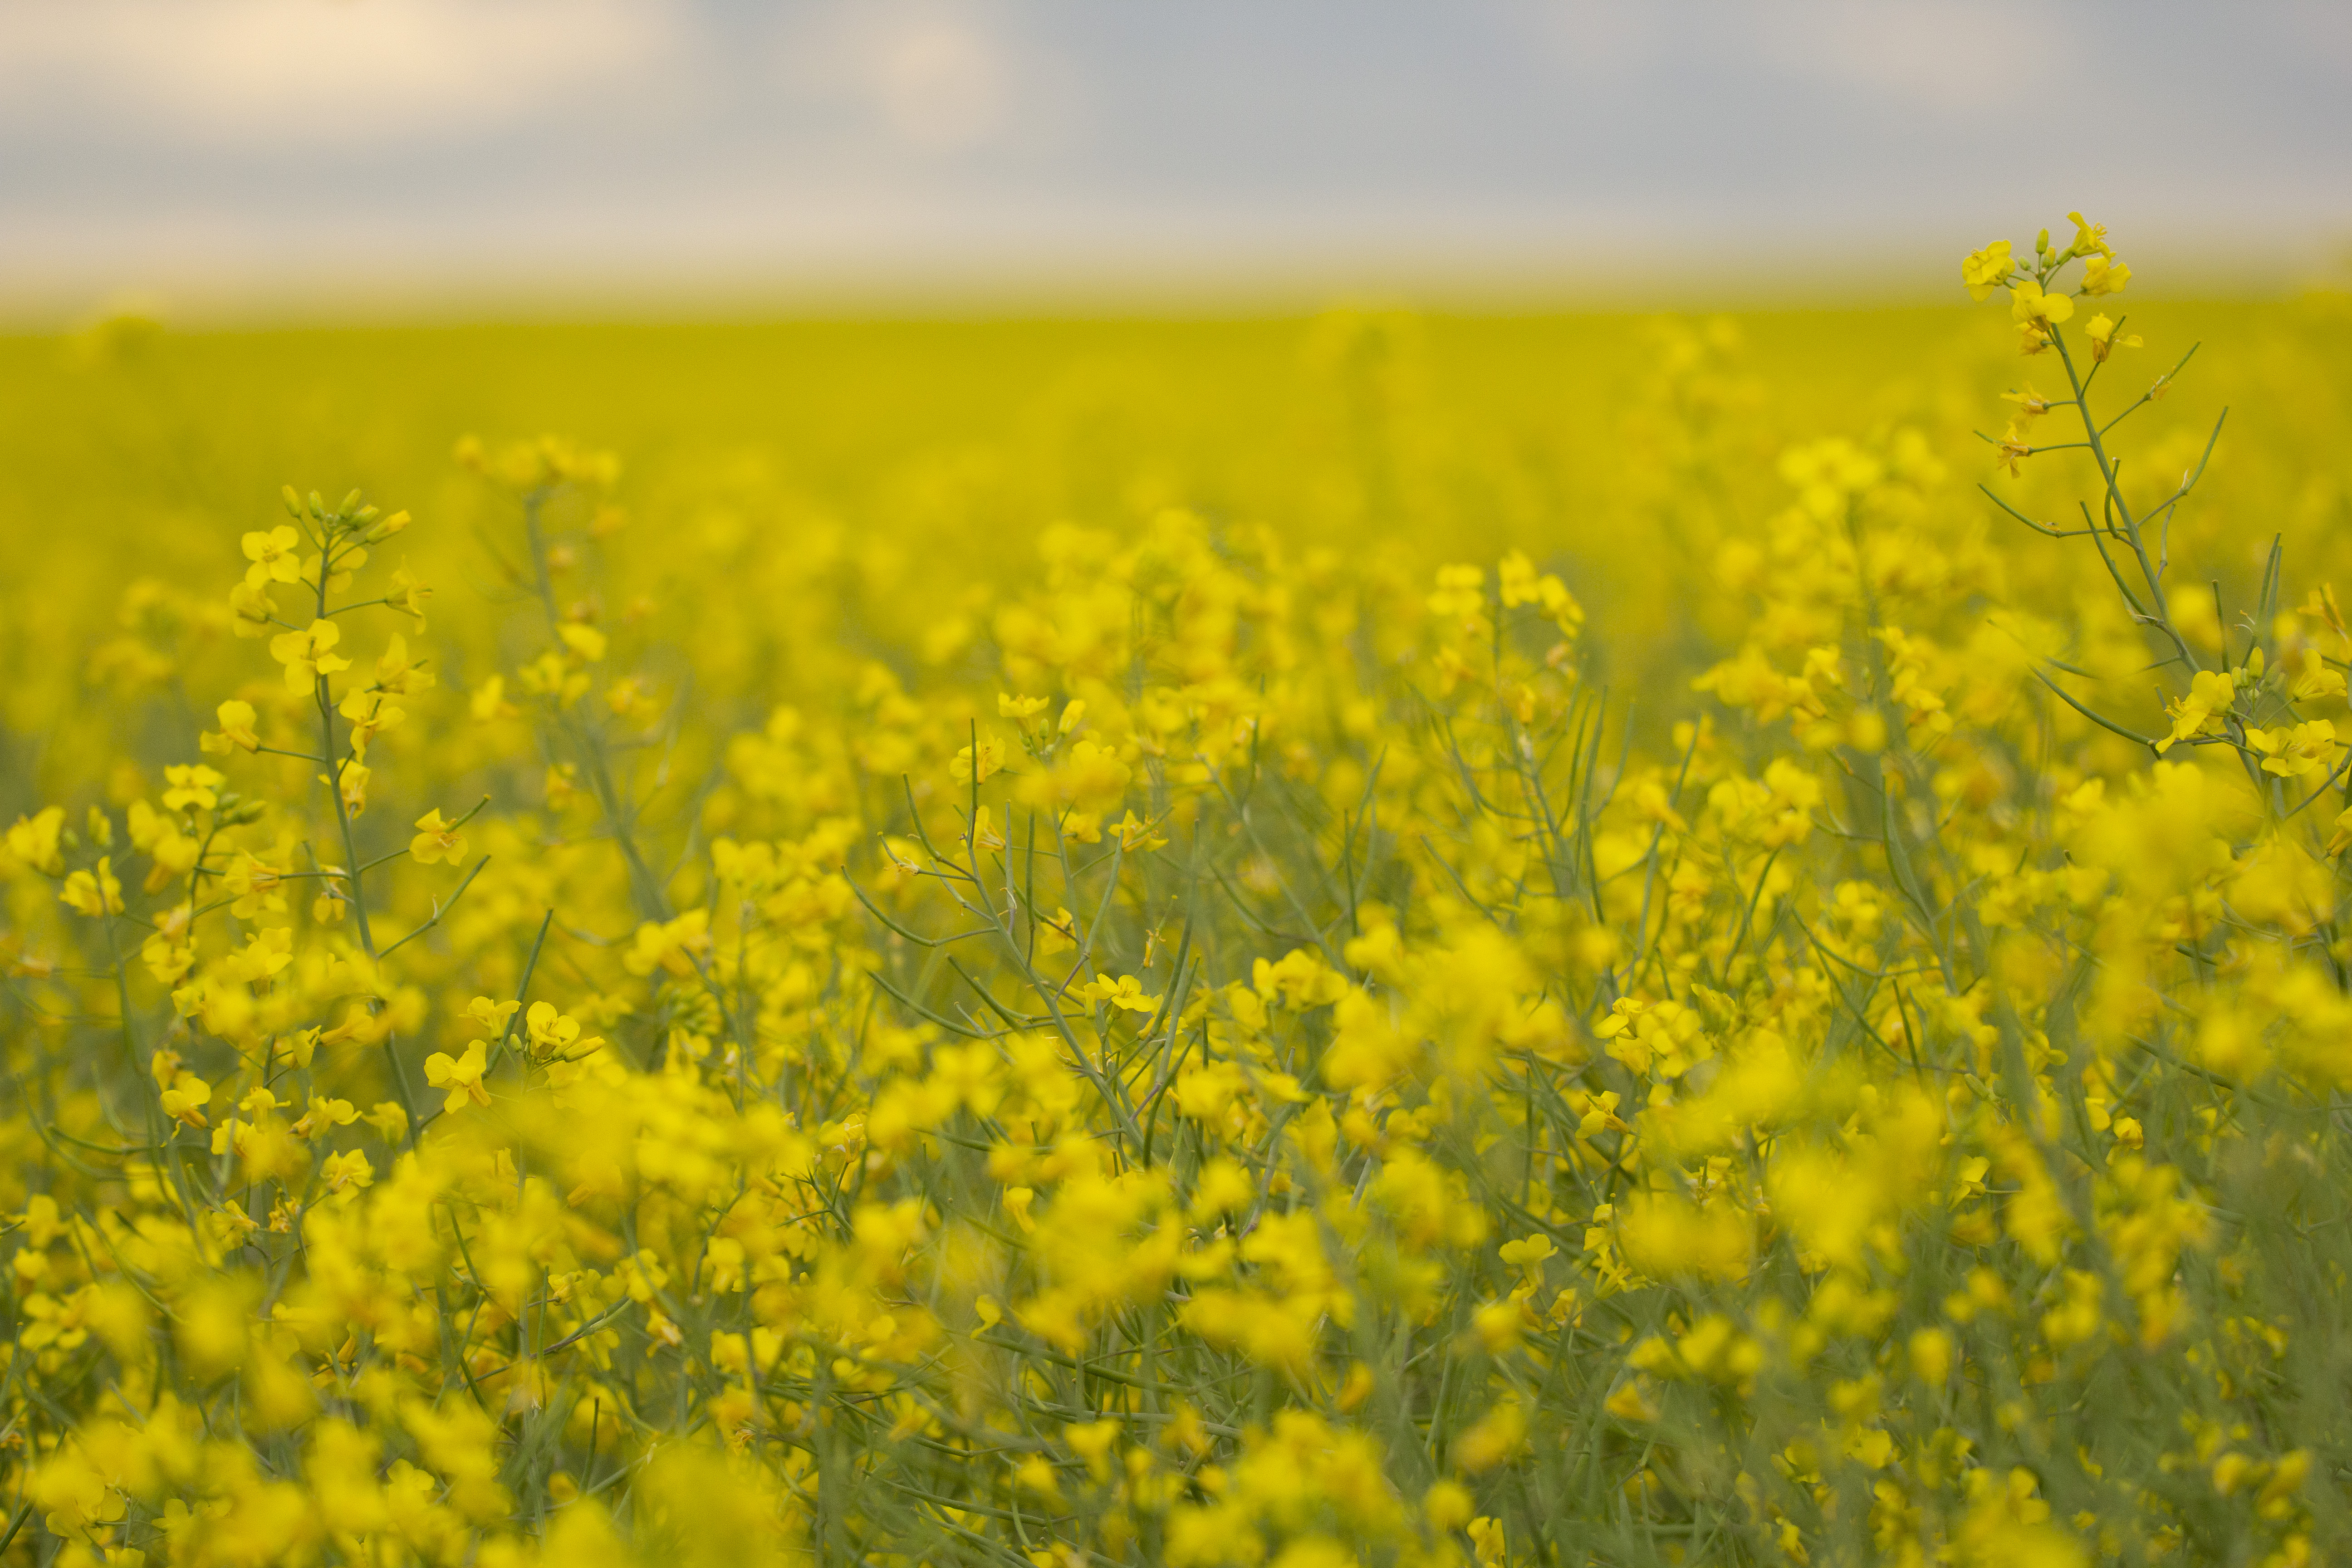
3;0;2349;318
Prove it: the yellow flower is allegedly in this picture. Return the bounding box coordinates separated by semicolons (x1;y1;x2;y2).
2085;313;2142;363
331;760;371;814
2081;255;2131;296
1035;905;1079;956
227;579;277;637
1113;810;1168;852
222;851;289;917
158;1074;211;1130
423;1042;491;1113
1079;973;1161;1014
624;909;713;977
2247;719;2338;779
1617;1193;1751;1281
524;1000;603;1063
141;930;195;983
1995;422;2034;479
409;807;469;865
1498;1233;1557;1288
320;1148;376;1194
2155;668;2238;754
59;857;123;916
1013;1454;1062;1500
160;763;224;813
386;561;431;622
470;674;518;721
241;524;304;586
1592;997;1643;1039
1426;1480;1475;1531
374;632;435;696
2064;210;2112;259
951;733;1002;783
2000;384;2053;422
199;699;261;755
464;995;521;1035
2009;279;2074;328
559;622;608;663
1962;239;2014;300
998;692;1051;721
1453;1399;1527;1471
270;618;352;694
291;1095;358;1138
5;806;66;875
338;688;405;759
127;802;198;893
1909;1326;1955;1385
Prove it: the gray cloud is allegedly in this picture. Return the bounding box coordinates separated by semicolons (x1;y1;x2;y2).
1;0;2347;316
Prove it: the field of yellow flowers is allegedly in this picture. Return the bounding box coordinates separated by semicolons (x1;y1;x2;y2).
4;218;2352;1568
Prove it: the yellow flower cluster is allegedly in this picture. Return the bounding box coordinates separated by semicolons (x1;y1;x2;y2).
1;218;2349;1567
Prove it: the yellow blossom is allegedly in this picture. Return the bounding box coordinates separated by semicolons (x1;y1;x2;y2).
951;733;1003;783
1080;973;1161;1014
59;857;123;916
2085;312;2142;363
1962;239;2014;299
2247;719;2338;779
410;807;470;865
160;763;224;812
242;524;305;585
423;1042;490;1113
2155;668;2238;754
199;698;262;754
270;618;352;693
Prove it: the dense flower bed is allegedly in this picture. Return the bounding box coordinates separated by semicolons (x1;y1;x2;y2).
3;217;2351;1565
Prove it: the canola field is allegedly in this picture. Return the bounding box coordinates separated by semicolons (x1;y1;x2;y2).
3;222;2352;1567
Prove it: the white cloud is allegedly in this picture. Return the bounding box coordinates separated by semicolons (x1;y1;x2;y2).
0;0;687;147
774;3;1060;159
1748;0;2070;113
0;0;2342;314
872;15;1007;151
